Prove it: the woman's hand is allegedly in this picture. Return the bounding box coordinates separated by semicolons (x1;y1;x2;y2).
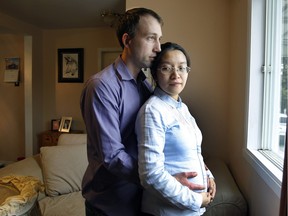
200;192;213;207
208;178;216;199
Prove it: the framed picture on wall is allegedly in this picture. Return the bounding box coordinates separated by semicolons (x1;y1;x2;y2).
58;48;84;83
59;117;72;132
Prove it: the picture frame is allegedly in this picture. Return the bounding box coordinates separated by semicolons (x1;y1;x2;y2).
4;57;20;83
58;117;72;132
58;48;84;83
51;119;61;131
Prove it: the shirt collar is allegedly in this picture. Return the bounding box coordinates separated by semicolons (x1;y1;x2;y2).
154;87;182;108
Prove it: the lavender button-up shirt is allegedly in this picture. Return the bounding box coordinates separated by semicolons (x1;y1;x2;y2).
80;56;152;216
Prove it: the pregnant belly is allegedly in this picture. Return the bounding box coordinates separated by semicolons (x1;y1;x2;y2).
187;165;207;193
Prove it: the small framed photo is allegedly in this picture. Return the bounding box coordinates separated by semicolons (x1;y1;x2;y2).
59;117;72;132
58;48;84;83
51;119;61;131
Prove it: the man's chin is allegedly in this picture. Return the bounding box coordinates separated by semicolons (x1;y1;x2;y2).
143;62;152;68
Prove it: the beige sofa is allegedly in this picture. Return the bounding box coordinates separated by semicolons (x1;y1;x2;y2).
0;134;247;216
0;134;87;216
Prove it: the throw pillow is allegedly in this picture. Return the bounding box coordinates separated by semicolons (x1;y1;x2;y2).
40;144;88;197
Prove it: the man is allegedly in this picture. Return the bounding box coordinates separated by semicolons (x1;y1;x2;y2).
81;8;214;216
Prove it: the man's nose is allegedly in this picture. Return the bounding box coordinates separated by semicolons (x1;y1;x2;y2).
154;40;161;52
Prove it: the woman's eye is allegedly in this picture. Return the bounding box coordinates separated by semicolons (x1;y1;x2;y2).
178;67;186;72
162;66;171;71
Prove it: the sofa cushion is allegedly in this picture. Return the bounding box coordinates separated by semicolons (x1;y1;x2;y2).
0;156;42;182
38;191;85;216
40;144;88;197
204;158;248;216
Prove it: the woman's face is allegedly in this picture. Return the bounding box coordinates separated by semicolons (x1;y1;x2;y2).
156;50;189;100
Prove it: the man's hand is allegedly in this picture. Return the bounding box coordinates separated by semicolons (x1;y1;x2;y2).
173;172;205;190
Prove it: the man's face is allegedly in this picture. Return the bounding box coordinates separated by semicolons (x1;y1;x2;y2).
128;15;162;70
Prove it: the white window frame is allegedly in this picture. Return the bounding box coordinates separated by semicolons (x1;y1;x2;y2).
244;0;285;198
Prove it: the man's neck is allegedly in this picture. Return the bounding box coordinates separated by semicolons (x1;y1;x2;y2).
121;51;140;80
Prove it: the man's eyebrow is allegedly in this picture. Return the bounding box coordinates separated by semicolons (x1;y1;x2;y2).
147;32;161;37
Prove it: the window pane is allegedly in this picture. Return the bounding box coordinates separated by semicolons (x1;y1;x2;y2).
279;0;287;155
260;0;286;166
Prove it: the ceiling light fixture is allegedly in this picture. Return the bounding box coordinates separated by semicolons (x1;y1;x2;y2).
101;11;121;27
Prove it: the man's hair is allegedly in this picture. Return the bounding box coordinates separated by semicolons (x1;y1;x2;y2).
150;42;191;79
116;8;163;49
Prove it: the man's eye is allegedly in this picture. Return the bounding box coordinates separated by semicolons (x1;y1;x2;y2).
147;36;155;41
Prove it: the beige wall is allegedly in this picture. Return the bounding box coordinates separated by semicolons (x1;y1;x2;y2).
42;27;120;131
127;0;230;161
0;0;281;215
0;13;43;161
0;16;120;159
0;34;25;161
127;0;280;216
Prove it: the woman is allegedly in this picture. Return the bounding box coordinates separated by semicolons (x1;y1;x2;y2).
135;42;215;216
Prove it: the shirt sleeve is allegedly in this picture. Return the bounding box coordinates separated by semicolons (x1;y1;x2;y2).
136;103;203;211
81;78;139;183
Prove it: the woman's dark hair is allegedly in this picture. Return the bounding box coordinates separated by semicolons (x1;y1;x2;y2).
116;8;163;49
150;42;191;79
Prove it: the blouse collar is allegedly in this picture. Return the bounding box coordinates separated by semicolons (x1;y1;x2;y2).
154;87;182;109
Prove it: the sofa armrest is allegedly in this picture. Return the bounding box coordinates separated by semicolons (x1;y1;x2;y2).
0;155;42;180
204;158;248;216
0;155;46;200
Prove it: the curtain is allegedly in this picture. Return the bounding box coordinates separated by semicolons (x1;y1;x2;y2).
279;125;287;216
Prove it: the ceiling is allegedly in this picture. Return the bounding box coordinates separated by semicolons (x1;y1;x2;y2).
0;0;125;29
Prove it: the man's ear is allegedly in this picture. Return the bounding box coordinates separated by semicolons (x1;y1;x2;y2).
122;33;131;47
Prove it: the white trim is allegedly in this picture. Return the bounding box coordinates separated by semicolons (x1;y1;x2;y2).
244;148;282;197
24;35;33;157
245;0;283;199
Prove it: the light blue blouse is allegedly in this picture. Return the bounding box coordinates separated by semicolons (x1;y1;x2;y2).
136;87;213;216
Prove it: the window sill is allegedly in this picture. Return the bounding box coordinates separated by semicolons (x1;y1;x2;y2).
244;148;282;198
